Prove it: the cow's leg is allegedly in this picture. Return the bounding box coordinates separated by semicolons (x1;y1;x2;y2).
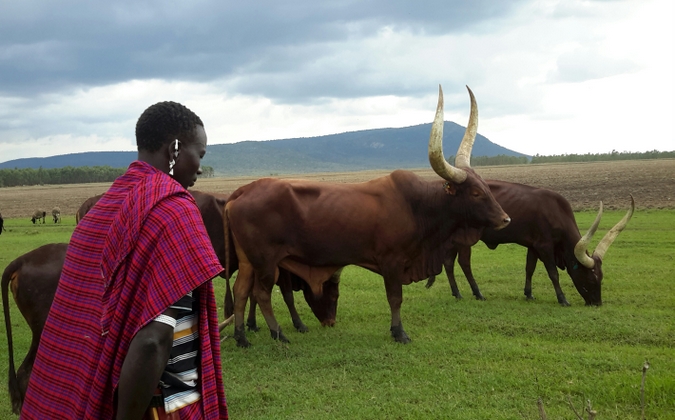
444;249;463;299
524;248;538;300
232;262;254;347
383;272;409;344
254;267;290;343
457;246;485;300
535;247;570;306
278;271;308;333
246;293;260;332
15;342;38;412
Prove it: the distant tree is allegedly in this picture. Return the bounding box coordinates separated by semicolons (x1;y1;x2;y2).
198;165;215;178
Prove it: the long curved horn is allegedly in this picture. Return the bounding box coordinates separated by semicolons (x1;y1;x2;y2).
428;85;471;183
455;86;478;169
594;195;635;261
574;201;604;269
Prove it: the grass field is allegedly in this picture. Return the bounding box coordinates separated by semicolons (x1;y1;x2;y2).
1;208;673;419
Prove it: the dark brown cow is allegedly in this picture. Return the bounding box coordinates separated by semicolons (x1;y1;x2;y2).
30;210;46;224
426;182;634;306
0;211;5;235
2;243;67;414
224;86;511;347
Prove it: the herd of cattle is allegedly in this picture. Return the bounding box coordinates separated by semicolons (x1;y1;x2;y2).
1;86;634;414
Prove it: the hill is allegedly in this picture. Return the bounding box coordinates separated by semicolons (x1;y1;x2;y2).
0;122;527;176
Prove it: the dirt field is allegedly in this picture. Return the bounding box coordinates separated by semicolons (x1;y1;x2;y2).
1;159;673;218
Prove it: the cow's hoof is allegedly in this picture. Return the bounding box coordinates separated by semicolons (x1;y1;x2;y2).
474;293;486;301
557;294;570;306
293;319;309;333
234;327;251;348
246;320;260;332
270;328;290;343
453;293;464;300
390;325;411;344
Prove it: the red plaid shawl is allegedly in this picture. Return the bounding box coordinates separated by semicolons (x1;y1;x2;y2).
22;161;227;419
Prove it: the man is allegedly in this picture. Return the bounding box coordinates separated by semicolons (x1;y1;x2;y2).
21;102;228;419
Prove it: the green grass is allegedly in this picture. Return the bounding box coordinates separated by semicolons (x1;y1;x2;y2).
1;210;674;419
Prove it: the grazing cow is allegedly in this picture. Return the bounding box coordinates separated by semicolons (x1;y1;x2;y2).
426;182;634;306
0;212;5;235
51;207;61;223
224;86;511;347
30;210;46;224
2;243;67;414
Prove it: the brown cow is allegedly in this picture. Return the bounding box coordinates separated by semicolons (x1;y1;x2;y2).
0;211;5;235
30;210;46;224
2;243;67;414
426;182;634;306
223;86;511;347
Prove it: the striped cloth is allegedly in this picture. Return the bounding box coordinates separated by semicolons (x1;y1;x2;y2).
158;291;204;413
21;160;228;419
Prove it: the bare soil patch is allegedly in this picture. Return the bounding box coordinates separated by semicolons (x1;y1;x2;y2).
1;159;673;218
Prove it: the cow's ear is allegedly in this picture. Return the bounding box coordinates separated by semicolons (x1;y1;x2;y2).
444;182;456;195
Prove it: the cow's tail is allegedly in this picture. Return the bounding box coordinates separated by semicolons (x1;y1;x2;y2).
222;204;235;318
2;258;22;414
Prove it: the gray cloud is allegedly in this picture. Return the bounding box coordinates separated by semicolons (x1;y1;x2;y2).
0;1;525;98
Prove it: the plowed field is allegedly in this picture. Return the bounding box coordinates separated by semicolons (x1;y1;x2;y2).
1;159;673;218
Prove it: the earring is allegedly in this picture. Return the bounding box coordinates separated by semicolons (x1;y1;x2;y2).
169;158;176;176
169;139;179;176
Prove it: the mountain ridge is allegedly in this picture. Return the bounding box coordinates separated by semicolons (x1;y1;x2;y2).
0;121;527;176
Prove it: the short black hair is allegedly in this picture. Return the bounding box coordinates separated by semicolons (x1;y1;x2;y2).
135;101;204;152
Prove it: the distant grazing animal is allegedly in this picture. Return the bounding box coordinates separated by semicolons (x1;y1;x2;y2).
30;210;46;224
51;208;61;224
223;86;511;347
426;181;634;306
0;212;5;235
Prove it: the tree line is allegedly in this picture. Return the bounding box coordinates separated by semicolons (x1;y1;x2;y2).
0;165;216;188
444;149;674;167
529;149;675;164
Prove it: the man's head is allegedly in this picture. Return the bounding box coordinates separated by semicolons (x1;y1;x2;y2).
136;101;207;189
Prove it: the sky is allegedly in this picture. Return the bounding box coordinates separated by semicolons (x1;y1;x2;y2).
1;0;673;164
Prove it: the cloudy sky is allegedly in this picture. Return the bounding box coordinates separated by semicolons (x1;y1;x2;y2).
1;0;673;163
